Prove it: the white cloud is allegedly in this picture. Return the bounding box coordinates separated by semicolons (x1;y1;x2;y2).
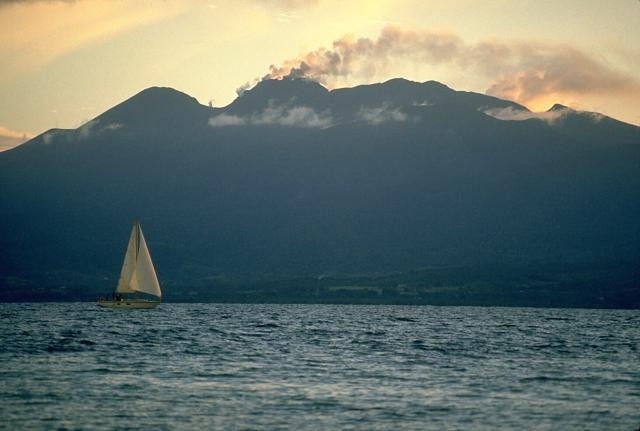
104;122;124;131
253;105;332;128
42;130;57;145
585;112;606;123
208;113;247;127
78;119;99;140
484;105;614;127
73;120;125;140
209;104;333;128
356;104;409;125
482;106;570;125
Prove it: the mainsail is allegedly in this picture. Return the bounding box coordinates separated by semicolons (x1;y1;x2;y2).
115;222;161;298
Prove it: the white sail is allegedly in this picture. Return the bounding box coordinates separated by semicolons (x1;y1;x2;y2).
115;224;138;294
115;222;161;298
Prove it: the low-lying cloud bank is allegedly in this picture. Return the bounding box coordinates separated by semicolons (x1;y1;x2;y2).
356;104;410;125
36;120;125;146
209;102;412;128
483;106;605;125
77;119;124;140
209;104;333;128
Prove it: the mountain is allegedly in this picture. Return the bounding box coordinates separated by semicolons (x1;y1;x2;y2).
1;78;639;307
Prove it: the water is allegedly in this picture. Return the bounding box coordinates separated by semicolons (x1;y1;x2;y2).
1;303;638;430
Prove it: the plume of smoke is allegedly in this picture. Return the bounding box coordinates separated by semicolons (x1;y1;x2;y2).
263;25;640;108
236;81;255;97
266;27;463;88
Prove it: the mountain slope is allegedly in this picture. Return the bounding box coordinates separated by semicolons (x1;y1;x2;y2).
1;78;638;306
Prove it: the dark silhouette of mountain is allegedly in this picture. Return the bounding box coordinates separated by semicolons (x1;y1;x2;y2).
1;78;639;306
95;86;213;130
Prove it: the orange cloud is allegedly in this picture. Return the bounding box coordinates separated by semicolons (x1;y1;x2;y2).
483;42;640;108
0;126;33;152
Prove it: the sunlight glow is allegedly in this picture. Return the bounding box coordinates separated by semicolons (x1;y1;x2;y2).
0;0;638;146
0;1;185;82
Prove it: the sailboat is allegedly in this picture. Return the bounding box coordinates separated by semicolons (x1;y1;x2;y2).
97;221;162;309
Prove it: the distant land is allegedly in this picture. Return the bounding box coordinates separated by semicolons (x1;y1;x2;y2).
1;78;638;307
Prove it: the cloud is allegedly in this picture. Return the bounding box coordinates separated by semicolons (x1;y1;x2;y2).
264;26;465;86
5;120;123;148
77;119;99;140
42;130;58;145
263;25;640;110
0;126;33;151
483;105;608;126
209;101;412;128
0;126;31;140
104;122;124;131
73;119;124;139
265;27;462;86
209;103;333;128
356;104;409;125
482;43;640;108
208;113;247;127
236;81;255;97
253;104;332;127
482;106;569;125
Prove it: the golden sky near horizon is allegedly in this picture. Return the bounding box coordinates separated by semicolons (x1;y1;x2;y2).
1;0;639;150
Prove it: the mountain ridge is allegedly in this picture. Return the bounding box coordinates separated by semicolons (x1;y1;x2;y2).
1;78;638;306
13;78;639;149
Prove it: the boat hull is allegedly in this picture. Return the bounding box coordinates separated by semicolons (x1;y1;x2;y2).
97;299;160;309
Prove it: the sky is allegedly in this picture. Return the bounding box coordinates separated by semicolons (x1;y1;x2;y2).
1;0;639;151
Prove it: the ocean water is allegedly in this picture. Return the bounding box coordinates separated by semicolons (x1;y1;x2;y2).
0;303;638;430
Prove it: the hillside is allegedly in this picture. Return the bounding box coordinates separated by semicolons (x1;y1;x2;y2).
1;78;638;306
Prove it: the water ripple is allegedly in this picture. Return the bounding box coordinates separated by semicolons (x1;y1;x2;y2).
0;303;638;430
